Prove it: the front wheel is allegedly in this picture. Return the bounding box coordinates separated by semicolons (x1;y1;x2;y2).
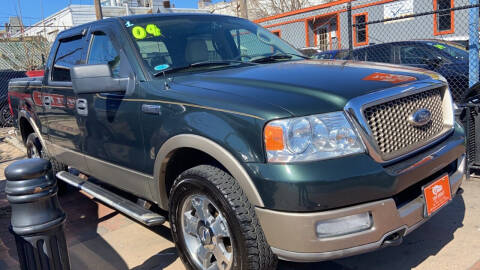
169;165;277;270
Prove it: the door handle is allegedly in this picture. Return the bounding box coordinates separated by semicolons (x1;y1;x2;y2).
142;104;162;115
43;96;52;107
76;99;88;116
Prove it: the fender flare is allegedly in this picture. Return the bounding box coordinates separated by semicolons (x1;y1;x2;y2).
153;134;264;209
17;109;49;155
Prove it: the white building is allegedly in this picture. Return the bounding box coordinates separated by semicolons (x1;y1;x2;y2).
198;0;331;20
15;1;207;42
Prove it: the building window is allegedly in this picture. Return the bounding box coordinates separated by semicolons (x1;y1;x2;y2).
433;0;454;35
353;13;368;46
271;30;281;37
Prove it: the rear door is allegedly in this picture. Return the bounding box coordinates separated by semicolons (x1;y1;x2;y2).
44;30;89;172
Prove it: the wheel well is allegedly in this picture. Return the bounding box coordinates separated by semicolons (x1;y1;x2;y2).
19;117;34;143
164;147;227;198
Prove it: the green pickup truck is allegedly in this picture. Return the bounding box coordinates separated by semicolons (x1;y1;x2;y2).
8;13;465;269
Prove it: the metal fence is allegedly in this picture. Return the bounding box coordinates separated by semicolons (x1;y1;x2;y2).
260;0;480;103
0;36;49;128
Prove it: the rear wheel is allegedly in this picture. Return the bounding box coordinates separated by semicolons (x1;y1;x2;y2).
26;133;43;158
169;165;277;270
25;132;68;194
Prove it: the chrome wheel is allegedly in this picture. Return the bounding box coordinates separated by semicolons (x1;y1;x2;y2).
27;142;41;158
181;194;233;270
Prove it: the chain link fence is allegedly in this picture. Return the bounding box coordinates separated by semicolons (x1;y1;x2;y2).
0;36;49;128
260;0;479;103
257;0;480;170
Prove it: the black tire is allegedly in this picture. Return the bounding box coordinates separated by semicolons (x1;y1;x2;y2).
169;165;277;270
25;132;69;194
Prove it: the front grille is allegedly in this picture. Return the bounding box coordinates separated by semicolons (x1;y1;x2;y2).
363;88;445;160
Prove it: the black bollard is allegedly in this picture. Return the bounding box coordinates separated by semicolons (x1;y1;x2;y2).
5;158;70;270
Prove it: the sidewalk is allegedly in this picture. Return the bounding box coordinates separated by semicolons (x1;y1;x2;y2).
0;129;479;270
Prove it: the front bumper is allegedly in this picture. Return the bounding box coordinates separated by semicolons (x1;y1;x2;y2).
255;155;465;262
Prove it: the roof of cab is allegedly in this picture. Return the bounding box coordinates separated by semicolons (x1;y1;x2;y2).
56;13;238;40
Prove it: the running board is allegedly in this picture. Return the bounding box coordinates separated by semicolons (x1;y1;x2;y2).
56;171;165;226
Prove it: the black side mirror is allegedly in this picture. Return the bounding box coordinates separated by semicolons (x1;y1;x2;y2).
71;64;131;95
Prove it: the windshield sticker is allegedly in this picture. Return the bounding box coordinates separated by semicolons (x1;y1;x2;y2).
434;44;446;50
132;26;147;39
146;24;162;37
363;72;416;84
125;21;134;28
154;64;170;71
131;25;162;39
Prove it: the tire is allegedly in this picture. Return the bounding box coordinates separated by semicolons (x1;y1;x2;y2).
169;165;277;270
25;132;69;194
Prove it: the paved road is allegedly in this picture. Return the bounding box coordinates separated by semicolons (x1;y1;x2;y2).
1;131;479;270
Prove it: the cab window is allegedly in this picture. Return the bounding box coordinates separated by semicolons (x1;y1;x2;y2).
51;35;84;81
87;32;121;77
399;46;432;65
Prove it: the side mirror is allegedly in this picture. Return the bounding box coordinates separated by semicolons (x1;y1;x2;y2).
71;64;129;94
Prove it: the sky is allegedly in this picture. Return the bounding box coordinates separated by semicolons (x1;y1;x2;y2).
0;0;225;30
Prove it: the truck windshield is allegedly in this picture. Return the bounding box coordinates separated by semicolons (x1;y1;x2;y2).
429;42;468;62
123;15;303;75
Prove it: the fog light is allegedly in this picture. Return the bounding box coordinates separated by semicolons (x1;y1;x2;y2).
316;212;372;238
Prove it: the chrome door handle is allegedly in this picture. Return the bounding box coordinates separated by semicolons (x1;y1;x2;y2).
43;96;52;107
76;99;88;116
141;104;162;115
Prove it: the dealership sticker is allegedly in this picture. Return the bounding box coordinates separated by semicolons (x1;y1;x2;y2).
362;72;416;84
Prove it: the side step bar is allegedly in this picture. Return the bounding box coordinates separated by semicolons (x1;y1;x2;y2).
56;171;165;226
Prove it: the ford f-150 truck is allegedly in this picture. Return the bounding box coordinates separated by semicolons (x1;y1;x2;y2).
8;14;465;270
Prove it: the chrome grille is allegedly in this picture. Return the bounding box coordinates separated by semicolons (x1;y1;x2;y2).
363;88;445;160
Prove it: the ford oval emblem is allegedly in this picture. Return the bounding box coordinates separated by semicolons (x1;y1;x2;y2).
408;108;432;127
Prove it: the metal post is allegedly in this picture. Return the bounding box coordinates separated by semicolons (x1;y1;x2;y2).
94;0;103;20
347;1;353;59
240;0;248;19
469;0;479;87
5;158;70;270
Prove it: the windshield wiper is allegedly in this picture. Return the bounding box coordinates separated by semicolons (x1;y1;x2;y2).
153;60;256;77
250;53;309;63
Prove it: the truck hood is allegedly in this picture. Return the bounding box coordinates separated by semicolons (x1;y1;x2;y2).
177;60;439;118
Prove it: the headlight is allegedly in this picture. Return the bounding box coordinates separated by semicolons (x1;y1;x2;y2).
264;112;365;162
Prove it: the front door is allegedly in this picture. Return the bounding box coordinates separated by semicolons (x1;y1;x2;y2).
44;32;89;172
79;24;147;195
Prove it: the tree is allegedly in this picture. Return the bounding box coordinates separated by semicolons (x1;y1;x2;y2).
250;0;326;18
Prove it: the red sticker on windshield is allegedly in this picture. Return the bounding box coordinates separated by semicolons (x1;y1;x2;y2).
363;72;416;84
